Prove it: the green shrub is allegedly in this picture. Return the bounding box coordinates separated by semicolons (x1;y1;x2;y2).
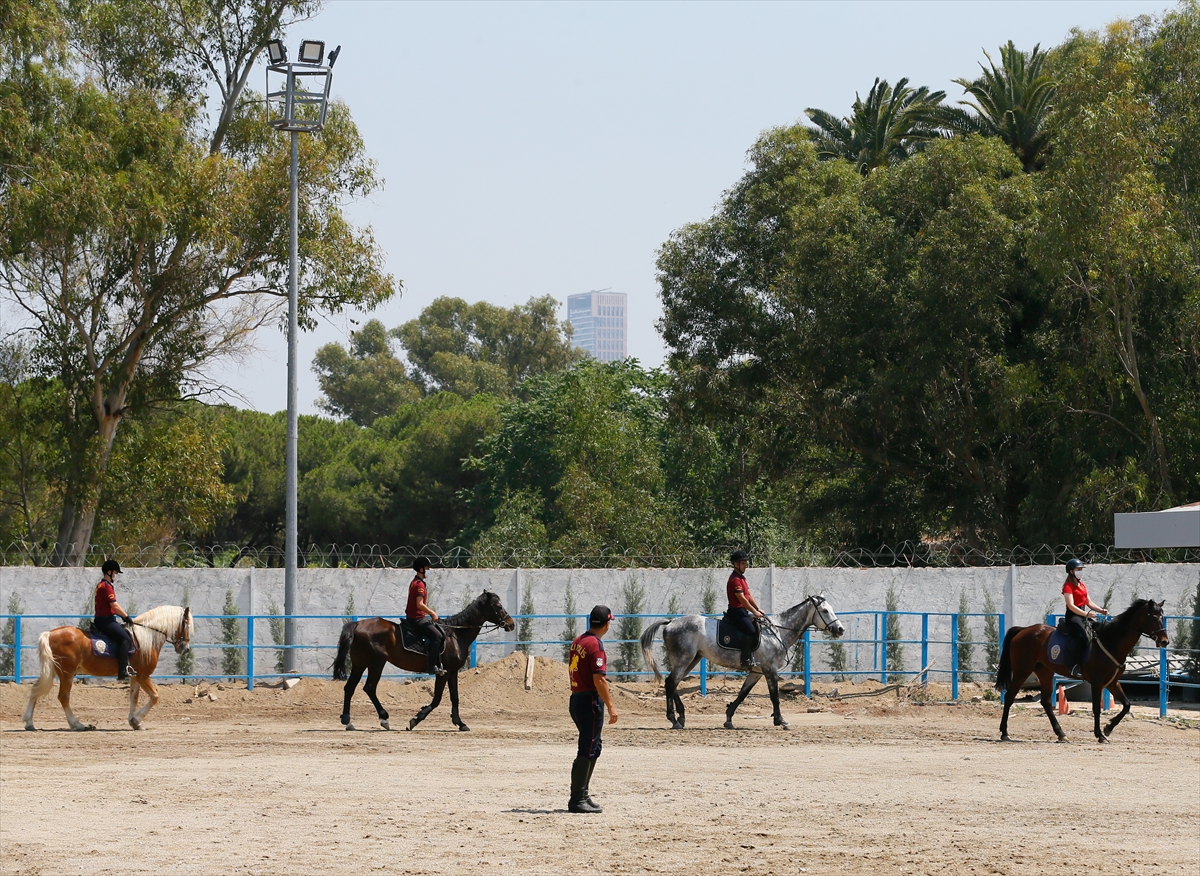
221;589;243;678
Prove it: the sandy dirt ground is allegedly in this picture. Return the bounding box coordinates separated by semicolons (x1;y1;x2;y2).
2;654;1197;876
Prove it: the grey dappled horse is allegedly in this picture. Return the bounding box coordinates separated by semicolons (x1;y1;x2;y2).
640;594;846;730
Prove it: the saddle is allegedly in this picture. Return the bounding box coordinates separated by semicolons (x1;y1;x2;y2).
717;615;761;653
1046;621;1089;674
85;627;138;660
396;618;438;657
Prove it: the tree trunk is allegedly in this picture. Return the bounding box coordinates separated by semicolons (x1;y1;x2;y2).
52;396;126;566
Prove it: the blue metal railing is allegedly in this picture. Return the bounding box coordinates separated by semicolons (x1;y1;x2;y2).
3;610;1194;713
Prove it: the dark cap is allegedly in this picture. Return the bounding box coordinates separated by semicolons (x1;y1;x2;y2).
589;605;614;627
730;549;750;563
101;559;122;575
412;556;432;572
1065;558;1084;573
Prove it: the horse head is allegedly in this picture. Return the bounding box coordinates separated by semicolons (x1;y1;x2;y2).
1138;599;1169;648
171;606;193;654
482;590;516;632
812;593;845;638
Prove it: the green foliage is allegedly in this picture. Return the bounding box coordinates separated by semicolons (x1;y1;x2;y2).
396;296;582;398
268;596;285;675
1186;576;1200;683
1;591;23;677
982;589;1001;674
176;585;194;679
471;490;550;568
826;636;849;682
701;574;717;615
517;584;535;654
313;320;420;426
220;589;243;679
560;578;577;663
805;77;948;173
343;592;356;623
885;584;905;680
956;590;974;683
614;574;646;679
0;342;62;552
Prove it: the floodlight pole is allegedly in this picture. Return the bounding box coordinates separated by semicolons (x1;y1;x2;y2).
265;46;335;674
284;127;300;673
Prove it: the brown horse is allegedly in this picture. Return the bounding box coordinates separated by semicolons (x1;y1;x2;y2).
23;605;193;731
995;598;1168;743
332;590;514;731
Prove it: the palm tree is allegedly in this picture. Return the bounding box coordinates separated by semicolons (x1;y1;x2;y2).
805;78;948;175
945;41;1057;171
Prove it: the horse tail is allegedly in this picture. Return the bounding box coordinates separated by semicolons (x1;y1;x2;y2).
994;625;1022;691
332;620;356;681
28;632;58;702
640;619;669;683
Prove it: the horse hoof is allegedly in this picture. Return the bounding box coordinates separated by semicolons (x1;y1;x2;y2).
1056;736;1069;744
457;724;470;732
1000;734;1010;742
1096;735;1109;744
380;720;390;731
670;722;683;730
406;719;418;731
344;723;357;731
724;720;735;730
776;721;791;730
340;715;350;726
129;720;142;730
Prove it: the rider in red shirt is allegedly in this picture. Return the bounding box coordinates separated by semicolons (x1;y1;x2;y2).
725;549;765;669
1061;558;1108;675
566;605;618;814
93;559;137;681
406;557;446;676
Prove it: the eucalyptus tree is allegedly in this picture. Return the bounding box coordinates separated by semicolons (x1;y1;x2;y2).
945;41;1057;172
0;1;396;564
804;78;948;174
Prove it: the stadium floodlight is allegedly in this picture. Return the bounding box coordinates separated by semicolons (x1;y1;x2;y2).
327;45;341;69
266;39;287;65
298;39;325;65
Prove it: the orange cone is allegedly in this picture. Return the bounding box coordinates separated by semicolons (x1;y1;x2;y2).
1056;684;1069;715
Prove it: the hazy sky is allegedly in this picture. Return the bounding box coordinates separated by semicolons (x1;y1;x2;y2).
202;0;1174;414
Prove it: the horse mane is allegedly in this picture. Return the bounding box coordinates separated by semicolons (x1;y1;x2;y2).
131;605;188;651
444;591;494;628
1111;598;1156;626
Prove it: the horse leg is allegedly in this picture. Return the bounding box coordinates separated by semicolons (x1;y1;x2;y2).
765;670;789;730
1090;676;1109;744
999;647;1036;742
1034;667;1068;742
725;671;762;730
1102;679;1132;740
676;657;700;728
57;672;93;731
340;663;365;730
362;662;391;730
449;672;469;731
129;677;159;730
407;674;447;731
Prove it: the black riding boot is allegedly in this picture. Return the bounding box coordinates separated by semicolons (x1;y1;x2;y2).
582;757;602;812
740;650;757;669
568;757;600;813
426;650;446;677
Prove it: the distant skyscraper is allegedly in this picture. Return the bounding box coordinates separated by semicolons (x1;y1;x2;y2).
567;289;627;362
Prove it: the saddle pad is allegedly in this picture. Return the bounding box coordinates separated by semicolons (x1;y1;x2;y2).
1046;628;1086;671
396;619;432;656
716;617;760;653
87;629;138;660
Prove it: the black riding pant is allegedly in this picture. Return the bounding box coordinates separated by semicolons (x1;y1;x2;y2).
93;616;134;670
569;691;604;759
725;607;757;651
409;616;445;666
1063;612;1092;647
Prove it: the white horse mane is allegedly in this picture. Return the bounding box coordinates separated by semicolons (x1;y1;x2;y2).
130;605;190;651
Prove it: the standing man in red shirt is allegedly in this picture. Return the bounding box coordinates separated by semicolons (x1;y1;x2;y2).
725;549;765;669
406;557;446;676
93;559;137;681
567;605;618;814
1061;558;1108;675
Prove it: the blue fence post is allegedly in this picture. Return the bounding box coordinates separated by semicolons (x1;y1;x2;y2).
950;613;959;701
13;615;21;684
470;640;477;669
700;657;707;697
880;612;888;683
803;629;811;697
246;615;255;691
1103;687;1110;712
1159;647;1168;718
921;614;929;687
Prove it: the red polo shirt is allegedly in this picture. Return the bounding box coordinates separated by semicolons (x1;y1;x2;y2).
568;631;607;693
95;580;117;618
405;576;428;619
727;572;750;611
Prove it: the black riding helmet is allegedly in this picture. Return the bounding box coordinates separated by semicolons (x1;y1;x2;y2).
412;556;432;572
101;559;122;575
1065;558;1084;573
730;549;750;563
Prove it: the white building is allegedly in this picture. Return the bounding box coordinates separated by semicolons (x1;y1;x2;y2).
567;289;627;362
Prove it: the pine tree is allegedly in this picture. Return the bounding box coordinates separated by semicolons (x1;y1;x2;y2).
221;589;243;679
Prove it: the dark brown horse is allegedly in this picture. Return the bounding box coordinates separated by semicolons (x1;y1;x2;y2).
332;590;514;731
995;598;1169;743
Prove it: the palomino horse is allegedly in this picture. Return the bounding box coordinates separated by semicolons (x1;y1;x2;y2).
995;598;1169;743
641;594;846;730
332;590;514;731
23;605;193;731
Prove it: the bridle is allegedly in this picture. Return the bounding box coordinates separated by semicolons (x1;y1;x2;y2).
768;595;834;634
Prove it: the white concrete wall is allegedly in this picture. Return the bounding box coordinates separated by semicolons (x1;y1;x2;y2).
2;563;1195;681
